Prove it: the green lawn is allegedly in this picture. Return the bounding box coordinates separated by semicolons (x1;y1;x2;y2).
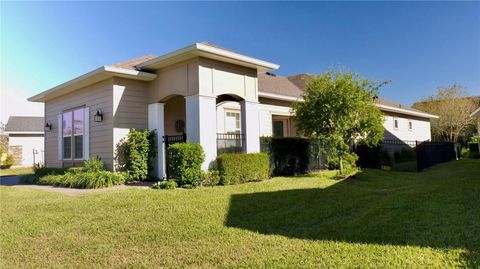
0;167;33;177
1;160;479;268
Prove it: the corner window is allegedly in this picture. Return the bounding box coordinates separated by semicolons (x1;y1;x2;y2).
393;118;399;130
408;120;413;131
63;107;84;160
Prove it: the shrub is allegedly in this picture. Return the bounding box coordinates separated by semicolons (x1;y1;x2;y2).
125;129;156;181
20;174;38;184
201;170;220;187
394;148;416;163
1;155;14;169
469;143;479;158
326;152;358;170
34;166;66;177
168;142;204;187
37;171;128;189
83;158;105;172
216;153;269;185
152;180;178;190
269;137;310;176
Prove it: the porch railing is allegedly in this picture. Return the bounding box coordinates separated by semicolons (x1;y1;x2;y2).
217;133;245;154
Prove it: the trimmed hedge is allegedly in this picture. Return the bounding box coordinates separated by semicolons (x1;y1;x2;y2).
270;137;311;176
168;142;204;187
216;153;269;185
354;144;382;168
469;143;480;158
125;129;156;181
394;148;416;163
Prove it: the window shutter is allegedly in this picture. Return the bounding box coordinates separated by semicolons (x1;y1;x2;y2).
83;107;90;160
57;114;62;160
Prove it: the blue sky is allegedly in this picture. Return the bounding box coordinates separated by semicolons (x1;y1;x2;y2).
1;1;479;123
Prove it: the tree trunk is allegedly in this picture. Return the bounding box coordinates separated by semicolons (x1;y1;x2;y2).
339;156;344;175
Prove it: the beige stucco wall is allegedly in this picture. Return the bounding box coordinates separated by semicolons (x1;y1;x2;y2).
44;79;114;169
382;111;432;142
164;95;186;136
112;77;150;170
198;57;258;101
148;59;199;102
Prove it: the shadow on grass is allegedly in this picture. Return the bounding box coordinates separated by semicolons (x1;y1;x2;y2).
225;167;480;267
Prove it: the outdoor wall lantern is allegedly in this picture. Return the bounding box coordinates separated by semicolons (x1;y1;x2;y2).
44;122;52;132
94;110;103;122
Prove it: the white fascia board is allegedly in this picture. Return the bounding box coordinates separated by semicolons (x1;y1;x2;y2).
195;43;279;70
28;66;157;102
259;103;295;116
470;107;480;117
258;92;304;102
376;104;439;119
137;42;279;71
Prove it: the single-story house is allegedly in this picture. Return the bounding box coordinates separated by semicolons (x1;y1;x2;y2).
28;42;437;178
471;107;480;151
4;116;45;167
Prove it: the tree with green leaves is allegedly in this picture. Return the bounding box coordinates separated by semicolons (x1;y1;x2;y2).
293;70;385;174
412;85;477;143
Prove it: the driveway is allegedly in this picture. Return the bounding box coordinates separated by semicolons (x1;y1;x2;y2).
0;175;151;196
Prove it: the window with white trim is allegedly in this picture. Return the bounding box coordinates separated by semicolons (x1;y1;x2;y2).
225;111;241;133
63;107;84;160
393;117;399;130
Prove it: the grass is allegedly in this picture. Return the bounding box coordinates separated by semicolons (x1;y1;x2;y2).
0;159;479;268
392;160;417;172
0;167;33;177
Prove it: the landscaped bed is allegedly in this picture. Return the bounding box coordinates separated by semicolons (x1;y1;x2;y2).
1;159;478;268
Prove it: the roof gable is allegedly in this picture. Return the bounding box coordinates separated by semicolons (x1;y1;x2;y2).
5;116;44;133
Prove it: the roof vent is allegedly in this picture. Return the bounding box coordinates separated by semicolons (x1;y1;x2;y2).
266;72;276;77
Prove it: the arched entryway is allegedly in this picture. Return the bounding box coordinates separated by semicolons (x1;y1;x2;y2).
216;94;245;154
162;95;186;136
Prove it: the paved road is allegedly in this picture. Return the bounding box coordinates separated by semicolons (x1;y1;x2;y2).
0;175;23;186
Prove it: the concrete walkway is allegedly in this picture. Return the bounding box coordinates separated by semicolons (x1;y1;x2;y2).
0;175;151;196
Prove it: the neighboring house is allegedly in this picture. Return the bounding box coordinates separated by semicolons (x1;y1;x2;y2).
471;107;480;151
28;42;436;178
4;116;45;167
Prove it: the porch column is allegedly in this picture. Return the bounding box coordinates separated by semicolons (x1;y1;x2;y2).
185;94;217;170
148;103;166;179
241;100;260;153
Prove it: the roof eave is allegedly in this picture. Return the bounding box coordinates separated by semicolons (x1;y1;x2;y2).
258;91;303;102
28;66;157;103
138;42;279;71
376;104;439;119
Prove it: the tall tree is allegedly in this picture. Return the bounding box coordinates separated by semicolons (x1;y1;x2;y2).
412;85;477;143
293;70;385;174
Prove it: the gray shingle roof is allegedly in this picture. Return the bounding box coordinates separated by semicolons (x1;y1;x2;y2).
258;72;304;97
5;116;44;133
260;72;434;117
